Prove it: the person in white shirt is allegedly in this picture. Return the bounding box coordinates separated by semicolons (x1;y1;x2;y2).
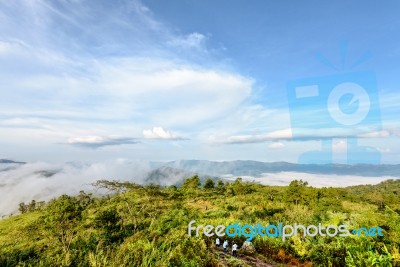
232;242;238;257
215;237;220;248
223;240;228;253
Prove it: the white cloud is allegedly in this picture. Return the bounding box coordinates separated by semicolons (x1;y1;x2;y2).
0;0;257;162
2;58;253;126
213;126;400;145
212;128;292;144
0;6;253;149
268;142;285;149
332;139;347;153
0;41;12;55
358;130;391;138
167;32;208;51
377;147;391;153
143;127;186;140
67;136;138;148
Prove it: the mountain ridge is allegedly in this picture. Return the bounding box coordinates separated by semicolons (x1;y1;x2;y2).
157;160;400;177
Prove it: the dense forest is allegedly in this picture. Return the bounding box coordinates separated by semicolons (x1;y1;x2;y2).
0;177;399;266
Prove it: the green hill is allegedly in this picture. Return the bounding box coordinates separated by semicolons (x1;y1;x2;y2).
0;177;399;267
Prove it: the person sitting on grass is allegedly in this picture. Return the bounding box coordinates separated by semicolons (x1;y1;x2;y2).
223;240;228;253
232;242;238;257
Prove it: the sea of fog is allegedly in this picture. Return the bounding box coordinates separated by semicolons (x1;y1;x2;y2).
222;172;391;187
0;160;397;217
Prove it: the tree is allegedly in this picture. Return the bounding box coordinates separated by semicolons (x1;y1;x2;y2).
94;208;124;245
18;202;28;214
182;175;201;189
230;177;254;195
77;190;92;206
366;191;385;210
286;180;308;205
28;200;36;212
266;189;280;201
92;180;141;194
216;180;225;191
316;190;322;203
145;183;162;195
43;195;83;255
203;178;215;189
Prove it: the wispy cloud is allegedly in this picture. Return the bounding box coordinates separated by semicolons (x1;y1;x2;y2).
219;129;292;144
377;147;391;154
213;127;400;145
0;0;253;160
143;127;187;140
268;142;285;149
358;130;391;138
67;136;139;148
167;32;208;52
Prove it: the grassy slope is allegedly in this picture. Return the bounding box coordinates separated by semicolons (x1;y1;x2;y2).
0;179;399;266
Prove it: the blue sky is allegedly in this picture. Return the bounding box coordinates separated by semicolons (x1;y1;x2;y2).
0;0;399;163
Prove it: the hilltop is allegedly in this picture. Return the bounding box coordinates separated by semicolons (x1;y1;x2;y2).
0;177;399;266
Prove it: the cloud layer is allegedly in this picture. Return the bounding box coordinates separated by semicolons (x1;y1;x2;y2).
67;136;139;148
1;159;397;217
224;172;391;188
143;127;187;140
0;160;152;217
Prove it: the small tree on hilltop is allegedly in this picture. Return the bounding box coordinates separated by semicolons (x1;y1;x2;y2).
182;175;201;189
286;179;308;205
18;202;28;214
216;180;225;192
203;178;215;189
43;195;83;256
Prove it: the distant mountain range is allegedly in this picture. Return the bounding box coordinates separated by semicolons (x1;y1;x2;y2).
153;160;400;177
0;159;25;164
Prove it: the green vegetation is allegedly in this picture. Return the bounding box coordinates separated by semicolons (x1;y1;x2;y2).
0;178;399;266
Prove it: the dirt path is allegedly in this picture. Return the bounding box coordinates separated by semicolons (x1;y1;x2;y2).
213;249;279;267
241;255;277;267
